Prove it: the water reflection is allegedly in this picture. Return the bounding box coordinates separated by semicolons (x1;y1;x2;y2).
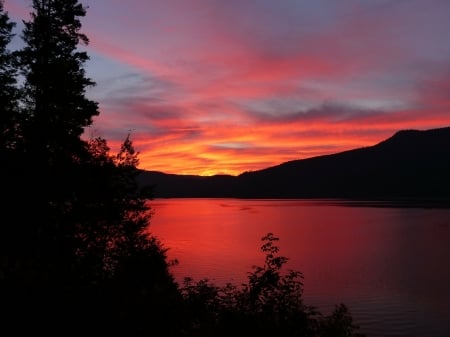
149;198;450;337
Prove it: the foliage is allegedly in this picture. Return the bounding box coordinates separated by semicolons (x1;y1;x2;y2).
0;0;18;150
73;134;161;279
180;233;366;337
0;0;102;290
18;0;98;163
0;2;181;336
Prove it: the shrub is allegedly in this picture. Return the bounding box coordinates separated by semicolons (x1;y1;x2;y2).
180;233;365;337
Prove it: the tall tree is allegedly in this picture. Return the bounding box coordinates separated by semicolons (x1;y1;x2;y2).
0;0;18;150
0;0;19;301
1;2;100;328
19;0;98;164
9;0;99;280
0;0;29;300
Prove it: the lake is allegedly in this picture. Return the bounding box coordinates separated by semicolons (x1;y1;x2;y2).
148;198;450;337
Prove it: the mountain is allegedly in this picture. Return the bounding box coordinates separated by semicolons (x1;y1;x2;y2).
136;171;236;198
137;126;450;201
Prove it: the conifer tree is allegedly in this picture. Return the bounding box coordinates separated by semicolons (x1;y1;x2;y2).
0;0;19;291
0;0;18;150
9;0;98;281
19;0;98;163
0;0;29;293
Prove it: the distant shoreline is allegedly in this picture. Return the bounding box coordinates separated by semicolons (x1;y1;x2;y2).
149;197;450;209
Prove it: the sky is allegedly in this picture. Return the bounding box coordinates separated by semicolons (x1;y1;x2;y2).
5;0;450;176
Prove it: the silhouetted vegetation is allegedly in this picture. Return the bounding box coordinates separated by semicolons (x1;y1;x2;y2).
1;1;365;336
180;233;365;337
1;1;179;335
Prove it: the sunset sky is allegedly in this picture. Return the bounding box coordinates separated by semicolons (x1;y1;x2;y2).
6;0;450;175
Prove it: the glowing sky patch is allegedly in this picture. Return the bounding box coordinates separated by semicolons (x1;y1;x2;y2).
6;0;450;175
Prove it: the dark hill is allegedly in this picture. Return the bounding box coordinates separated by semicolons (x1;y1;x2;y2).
137;126;450;201
137;171;237;198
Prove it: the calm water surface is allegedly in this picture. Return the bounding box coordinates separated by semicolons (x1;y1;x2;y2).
148;198;450;337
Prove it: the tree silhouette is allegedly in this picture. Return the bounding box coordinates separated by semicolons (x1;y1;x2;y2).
0;0;18;151
1;0;99;302
66;135;182;336
0;0;19;309
19;0;98;160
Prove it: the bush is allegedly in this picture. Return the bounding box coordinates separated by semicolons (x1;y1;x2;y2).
180;233;365;337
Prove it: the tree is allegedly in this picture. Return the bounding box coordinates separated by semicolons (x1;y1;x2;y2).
1;0;99;290
17;0;99;254
0;0;21;315
70;135;183;336
0;3;99;334
73;134;155;279
0;0;18;150
19;0;98;163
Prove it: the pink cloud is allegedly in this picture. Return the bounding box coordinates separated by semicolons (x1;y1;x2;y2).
6;0;450;175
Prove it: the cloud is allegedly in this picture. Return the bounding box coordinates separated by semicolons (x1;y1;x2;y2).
6;0;450;175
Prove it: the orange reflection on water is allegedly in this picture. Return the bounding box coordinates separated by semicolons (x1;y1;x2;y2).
148;198;450;324
149;199;393;295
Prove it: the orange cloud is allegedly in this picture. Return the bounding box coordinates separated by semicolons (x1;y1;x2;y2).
7;1;450;176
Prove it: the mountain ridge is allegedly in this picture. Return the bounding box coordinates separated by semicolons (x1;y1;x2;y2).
137;126;450;202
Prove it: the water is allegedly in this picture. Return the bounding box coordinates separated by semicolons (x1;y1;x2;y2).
148;198;450;337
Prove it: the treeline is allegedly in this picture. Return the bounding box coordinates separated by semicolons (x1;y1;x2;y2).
0;1;364;336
